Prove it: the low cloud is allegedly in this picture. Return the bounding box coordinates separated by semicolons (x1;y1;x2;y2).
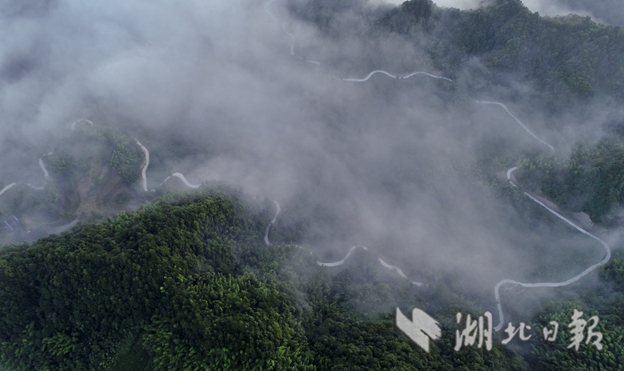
0;0;618;311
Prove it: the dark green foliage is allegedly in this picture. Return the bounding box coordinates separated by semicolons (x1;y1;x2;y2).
375;0;434;34
47;154;75;177
292;0;624;107
505;251;624;370
0;190;266;370
428;0;624;103
4;185;624;370
432;0;624;102
556;0;624;28
0;188;537;371
89;126;145;185
107;339;150;371
401;0;433;20
143;272;314;370
455;0;533;56
601;252;624;290
517;140;624;223
49;124;145;185
528;301;624;371
296;248;528;371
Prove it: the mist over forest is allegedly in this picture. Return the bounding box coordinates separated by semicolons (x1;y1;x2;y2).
1;0;624;370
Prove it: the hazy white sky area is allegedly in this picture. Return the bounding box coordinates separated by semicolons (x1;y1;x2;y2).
382;0;482;8
520;0;593;17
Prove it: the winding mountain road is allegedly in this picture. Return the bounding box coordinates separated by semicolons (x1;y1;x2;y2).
400;71;452;81
492;167;611;331
38;158;49;178
0;152;51;200
378;258;425;286
265;1;450;82
333;70;455;82
171;173;200;189
0;120;204;237
0;2;609;340
506;166;519;188
338;70;398;82
481;104;609;330
317;245;368;267
265;0;320;63
68;121;203;194
70;118;94;131
134;139;149;192
263;0;611;332
264;200;281;246
264;0;279;22
261;200;425;284
475;101;555;154
335;70;452;82
0;183;17;197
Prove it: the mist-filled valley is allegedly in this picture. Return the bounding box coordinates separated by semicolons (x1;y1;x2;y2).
1;0;624;370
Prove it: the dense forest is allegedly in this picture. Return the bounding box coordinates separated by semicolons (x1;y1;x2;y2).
515;140;624;225
554;0;624;27
1;188;624;370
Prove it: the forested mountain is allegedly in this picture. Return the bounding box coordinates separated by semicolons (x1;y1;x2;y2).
1;189;624;370
554;0;624;27
515;140;624;224
0;190;527;370
290;0;624;110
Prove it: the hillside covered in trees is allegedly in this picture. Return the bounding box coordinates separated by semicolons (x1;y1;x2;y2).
289;0;624;110
1;188;624;370
0;189;518;370
0;188;616;370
